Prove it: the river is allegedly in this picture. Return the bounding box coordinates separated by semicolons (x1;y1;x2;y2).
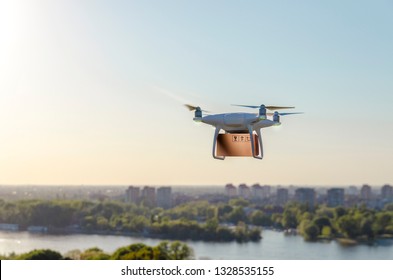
0;230;392;259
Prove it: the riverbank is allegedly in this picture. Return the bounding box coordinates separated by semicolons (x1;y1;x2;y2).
336;235;393;246
3;227;392;249
0;226;262;243
1;230;392;259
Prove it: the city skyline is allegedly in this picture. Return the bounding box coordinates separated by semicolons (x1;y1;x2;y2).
1;1;393;186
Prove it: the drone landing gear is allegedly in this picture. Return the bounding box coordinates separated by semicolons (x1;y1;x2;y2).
248;125;263;160
213;126;225;160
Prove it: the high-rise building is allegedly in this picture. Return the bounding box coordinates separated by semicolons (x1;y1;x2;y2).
345;186;359;207
251;184;270;200
125;186;140;204
225;184;237;197
141;186;156;207
381;184;393;199
262;185;271;198
251;184;263;199
360;184;372;201
347;186;358;196
327;188;345;207
238;184;251;199
295;188;316;208
157;187;172;209
276;188;289;206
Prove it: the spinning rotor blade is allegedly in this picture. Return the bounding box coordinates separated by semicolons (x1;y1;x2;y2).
231;104;259;109
184;104;210;113
231;104;295;110
278;112;303;116
185;104;198;111
267;112;304;116
265;106;295;110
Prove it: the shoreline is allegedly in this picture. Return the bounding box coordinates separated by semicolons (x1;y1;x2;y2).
1;228;392;247
0;228;262;243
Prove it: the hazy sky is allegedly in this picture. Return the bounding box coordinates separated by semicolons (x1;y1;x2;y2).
1;0;393;186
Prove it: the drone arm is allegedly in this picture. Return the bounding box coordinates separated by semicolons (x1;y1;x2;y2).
213;126;225;160
247;125;263;160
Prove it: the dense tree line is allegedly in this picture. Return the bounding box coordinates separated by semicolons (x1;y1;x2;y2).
1;198;392;243
0;241;193;260
256;203;393;242
0;199;261;242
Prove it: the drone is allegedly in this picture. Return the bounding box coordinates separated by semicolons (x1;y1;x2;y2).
186;104;302;160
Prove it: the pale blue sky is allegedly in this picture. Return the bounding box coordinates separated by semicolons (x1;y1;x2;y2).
0;0;392;186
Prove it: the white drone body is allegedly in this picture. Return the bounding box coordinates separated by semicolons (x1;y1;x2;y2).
188;104;302;160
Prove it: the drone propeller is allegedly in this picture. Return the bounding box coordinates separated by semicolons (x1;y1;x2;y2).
267;111;303;124
185;104;198;111
267;112;304;116
232;104;295;110
184;104;210;113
